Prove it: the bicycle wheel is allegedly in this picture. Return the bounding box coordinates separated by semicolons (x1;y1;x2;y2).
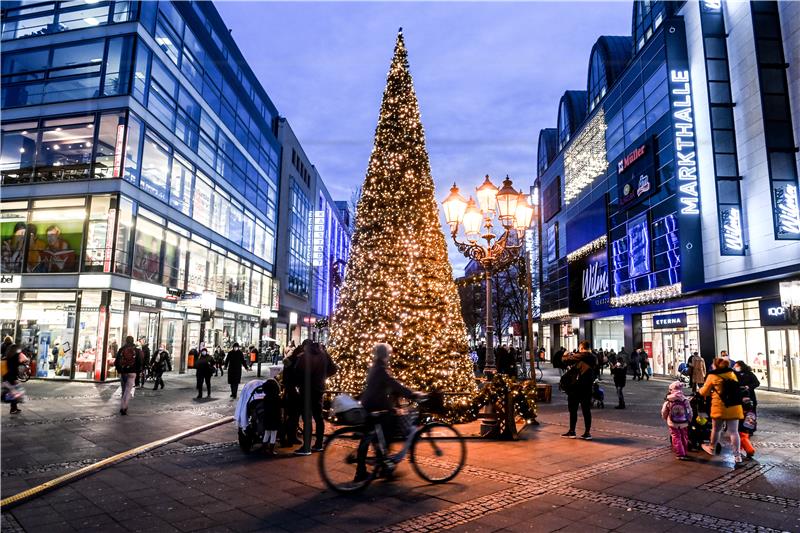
410;422;466;483
536;368;544;381
319;426;380;493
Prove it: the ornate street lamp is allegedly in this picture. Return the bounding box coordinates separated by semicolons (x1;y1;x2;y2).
442;175;534;373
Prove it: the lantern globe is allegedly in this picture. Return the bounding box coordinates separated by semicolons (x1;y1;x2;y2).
496;175;519;225
514;193;535;231
475;175;499;214
462;197;483;241
442;183;468;227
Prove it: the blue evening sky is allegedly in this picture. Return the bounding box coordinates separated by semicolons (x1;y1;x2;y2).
216;1;632;274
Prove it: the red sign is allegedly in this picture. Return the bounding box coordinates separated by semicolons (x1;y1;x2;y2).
617;144;646;174
643;341;653;359
95;306;106;381
112;124;125;177
103;209;115;273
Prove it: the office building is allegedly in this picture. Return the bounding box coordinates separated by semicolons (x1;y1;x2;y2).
536;0;800;391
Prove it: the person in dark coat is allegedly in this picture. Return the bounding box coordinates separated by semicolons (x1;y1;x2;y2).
151;344;172;390
734;360;760;459
596;350;606;376
495;345;515;377
260;378;282;455
195;345;214;399
639;350;650;381
3;343;24;414
355;343;420;481
224;343;250;399
629;348;642;381
561;340;597;439
610;360;627;409
294;342;338;455
552;346;566;375
1;336;13;360
476;343;486;374
136;337;151;388
280;341;306;447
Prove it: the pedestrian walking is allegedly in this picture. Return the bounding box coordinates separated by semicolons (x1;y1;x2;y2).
610;360;627;409
698;358;744;463
734;360;759;459
496;344;515;376
212;346;224;377
596;349;606;376
1;336;13;360
284;341;296;360
630;348;642;381
2;343;27;414
476;342;486;374
640;353;650;381
151;344;172;390
115;336;142;415
224;342;250;399
195;345;214;399
552;346;566;375
688;352;707;392
136;337;151;388
661;381;692;460
560;340;597;440
294;342;338;455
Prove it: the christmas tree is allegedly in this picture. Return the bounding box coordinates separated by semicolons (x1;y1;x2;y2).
328;29;476;416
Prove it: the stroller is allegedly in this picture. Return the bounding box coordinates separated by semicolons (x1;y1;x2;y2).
235;380;268;453
591;379;605;408
687;394;711;451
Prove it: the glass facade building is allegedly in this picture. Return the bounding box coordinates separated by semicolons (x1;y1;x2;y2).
1;1;283;380
536;0;800;392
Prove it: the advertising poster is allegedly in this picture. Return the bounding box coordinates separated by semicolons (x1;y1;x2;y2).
627;213;651;278
26;215;82;273
617;138;656;207
37;332;51;377
568;244;609;314
0;214;27;273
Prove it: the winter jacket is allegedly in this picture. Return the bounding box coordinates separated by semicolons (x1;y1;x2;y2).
735;369;760;407
562;350;597;393
610;364;627;388
689;355;707;384
225;349;249;385
115;342;143;374
295;347;338;393
698;368;744;420
195;351;214;377
2;343;22;382
360;359;415;412
262;378;283;430
661;390;693;428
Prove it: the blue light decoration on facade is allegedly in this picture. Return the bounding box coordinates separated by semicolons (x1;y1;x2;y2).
627;213;651;278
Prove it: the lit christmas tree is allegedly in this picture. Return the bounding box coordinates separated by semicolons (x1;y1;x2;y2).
328;29;476;416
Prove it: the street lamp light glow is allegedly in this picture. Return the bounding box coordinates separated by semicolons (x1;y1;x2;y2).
514;193;535;234
462;197;483;241
496;175;520;226
442;183;468;229
475;174;499;214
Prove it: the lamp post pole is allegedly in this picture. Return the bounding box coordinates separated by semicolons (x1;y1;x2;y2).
442;175;535;376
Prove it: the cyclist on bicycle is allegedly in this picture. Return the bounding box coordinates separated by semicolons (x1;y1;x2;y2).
355;343;423;481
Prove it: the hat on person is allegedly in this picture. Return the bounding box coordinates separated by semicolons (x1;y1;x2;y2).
668;381;684;393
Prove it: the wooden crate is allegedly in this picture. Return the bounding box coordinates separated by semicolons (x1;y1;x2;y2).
536;383;552;403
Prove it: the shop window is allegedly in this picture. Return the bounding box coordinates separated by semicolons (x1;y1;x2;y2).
187;241;208;293
84;196;116;273
0;205;29;273
140;134;170;202
0;121;37;184
19;299;76;379
27;205;85;273
93;112;127;179
132;217;163;283
106;291;126;379
102;36;133;96
76;291;104;381
114;196;133;275
169;155;193;216
162;230;186;289
192;172;212;228
35;116;95;182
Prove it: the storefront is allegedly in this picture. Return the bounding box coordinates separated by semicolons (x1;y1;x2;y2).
719;298;800;392
592;316;624;351
642;306;699;376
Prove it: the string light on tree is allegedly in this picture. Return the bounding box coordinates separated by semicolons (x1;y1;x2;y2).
328;29;477;417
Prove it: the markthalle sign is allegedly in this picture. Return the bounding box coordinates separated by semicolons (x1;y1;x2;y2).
568;244;610;314
617;137;657;207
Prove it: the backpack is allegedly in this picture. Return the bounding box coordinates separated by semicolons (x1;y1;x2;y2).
719;377;743;407
742;409;757;431
552;350;563;369
119;345;138;371
668;399;689;424
559;365;580;393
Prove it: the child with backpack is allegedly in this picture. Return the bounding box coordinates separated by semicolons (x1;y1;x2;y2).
698;358;744;463
660;381;692;460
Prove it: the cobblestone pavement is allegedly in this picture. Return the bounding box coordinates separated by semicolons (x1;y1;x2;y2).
1;368;799;532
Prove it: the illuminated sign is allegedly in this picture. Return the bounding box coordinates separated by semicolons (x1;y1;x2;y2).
582;259;608;301
670;70;699;216
112;124;125;178
627;214;650;278
312;210;325;267
759;298;793;327
720;206;744;253
568;243;609;314
775;183;800;238
617;144;646;174
653;312;687;329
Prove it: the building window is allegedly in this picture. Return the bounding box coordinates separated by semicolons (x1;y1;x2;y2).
0;1;135;41
287;179;311;297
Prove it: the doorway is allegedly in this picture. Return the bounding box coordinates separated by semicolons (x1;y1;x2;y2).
128;309;159;356
766;328;799;391
159;314;183;374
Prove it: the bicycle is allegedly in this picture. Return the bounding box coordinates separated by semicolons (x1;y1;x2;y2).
318;395;466;493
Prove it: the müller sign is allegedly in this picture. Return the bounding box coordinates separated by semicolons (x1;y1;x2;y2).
670;69;699;216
